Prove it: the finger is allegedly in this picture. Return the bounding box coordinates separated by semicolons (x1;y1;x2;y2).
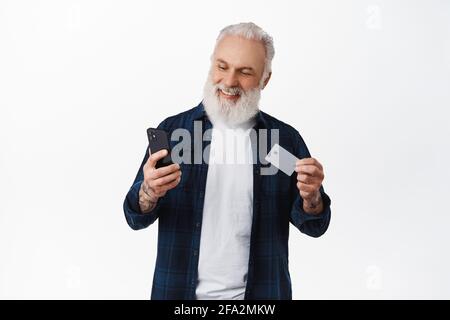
296;157;323;170
297;174;313;184
296;181;317;193
153;170;182;187
160;176;181;192
299;165;318;176
297;165;322;177
296;157;315;166
147;149;169;168
151;163;181;179
153;177;181;196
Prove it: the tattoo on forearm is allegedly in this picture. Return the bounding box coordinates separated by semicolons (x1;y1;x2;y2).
304;191;323;214
139;183;157;214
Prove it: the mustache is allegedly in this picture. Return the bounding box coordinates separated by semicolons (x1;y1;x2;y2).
215;83;244;96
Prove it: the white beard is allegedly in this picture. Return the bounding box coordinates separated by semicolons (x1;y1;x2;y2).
202;74;261;128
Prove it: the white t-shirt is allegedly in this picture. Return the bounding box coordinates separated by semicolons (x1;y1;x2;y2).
195;119;255;300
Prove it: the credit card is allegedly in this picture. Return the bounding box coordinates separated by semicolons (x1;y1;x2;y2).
265;143;299;176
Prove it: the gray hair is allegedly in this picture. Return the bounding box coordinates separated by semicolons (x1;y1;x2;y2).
213;22;275;84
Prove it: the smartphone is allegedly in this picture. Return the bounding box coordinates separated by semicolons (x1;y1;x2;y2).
147;128;173;168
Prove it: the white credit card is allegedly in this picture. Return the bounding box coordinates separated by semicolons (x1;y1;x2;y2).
265;143;299;176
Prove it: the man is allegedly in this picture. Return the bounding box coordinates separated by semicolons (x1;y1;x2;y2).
123;22;331;300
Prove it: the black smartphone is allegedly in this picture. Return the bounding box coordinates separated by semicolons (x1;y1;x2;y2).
147;128;173;168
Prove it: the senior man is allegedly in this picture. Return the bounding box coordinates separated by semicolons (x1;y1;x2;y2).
123;22;331;300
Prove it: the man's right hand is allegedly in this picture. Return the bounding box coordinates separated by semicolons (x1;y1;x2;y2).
139;149;181;214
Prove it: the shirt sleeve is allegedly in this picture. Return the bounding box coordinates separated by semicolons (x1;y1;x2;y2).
289;129;332;237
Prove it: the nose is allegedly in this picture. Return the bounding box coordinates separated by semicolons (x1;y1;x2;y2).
223;70;239;88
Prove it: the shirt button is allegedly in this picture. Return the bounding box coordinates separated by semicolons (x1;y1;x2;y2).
193;250;198;256
195;222;200;228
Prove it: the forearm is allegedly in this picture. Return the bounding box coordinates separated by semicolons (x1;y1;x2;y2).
303;192;324;215
123;181;159;230
139;182;158;214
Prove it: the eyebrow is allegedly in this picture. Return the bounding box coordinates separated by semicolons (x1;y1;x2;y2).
216;59;255;72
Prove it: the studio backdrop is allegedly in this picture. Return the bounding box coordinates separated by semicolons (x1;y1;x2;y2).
0;0;449;299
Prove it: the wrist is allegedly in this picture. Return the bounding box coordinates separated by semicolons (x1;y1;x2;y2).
139;182;159;214
303;190;323;214
140;181;159;203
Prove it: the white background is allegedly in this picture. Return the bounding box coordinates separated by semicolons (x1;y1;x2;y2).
1;0;449;299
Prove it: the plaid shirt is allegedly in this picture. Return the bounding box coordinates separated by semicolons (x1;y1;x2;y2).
123;102;331;300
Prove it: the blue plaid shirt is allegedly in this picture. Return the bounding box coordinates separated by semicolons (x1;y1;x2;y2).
123;102;331;300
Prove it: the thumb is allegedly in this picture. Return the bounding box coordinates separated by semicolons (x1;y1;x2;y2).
147;149;168;168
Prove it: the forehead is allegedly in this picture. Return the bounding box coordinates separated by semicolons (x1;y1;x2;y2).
213;35;266;70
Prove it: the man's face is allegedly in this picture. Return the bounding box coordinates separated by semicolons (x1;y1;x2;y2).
211;35;268;104
203;35;270;127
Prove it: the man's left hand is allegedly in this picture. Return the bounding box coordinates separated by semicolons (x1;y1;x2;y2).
294;157;325;214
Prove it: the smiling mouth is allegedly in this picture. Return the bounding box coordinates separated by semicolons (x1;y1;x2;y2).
218;88;240;100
